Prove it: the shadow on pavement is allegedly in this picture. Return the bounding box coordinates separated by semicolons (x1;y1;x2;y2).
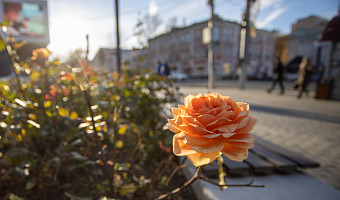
252;104;340;124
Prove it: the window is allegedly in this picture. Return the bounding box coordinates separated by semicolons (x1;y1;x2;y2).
223;28;233;42
213;27;219;42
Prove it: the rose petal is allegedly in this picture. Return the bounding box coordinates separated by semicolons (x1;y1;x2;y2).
222;132;236;138
236;102;249;116
206;117;233;130
173;134;197;156
237;117;250;129
190;142;225;153
216;109;235;120
184;95;196;108
224;96;237;111
203;133;222;138
222;144;248;162
183;134;210;145
235;117;257;133
167;123;182;134
226;133;255;143
213;123;238;132
228;141;254;149
171;107;181;117
235;111;247;119
187;152;221;166
196;114;216;125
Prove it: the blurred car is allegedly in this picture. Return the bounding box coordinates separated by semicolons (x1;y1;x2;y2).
170;71;188;82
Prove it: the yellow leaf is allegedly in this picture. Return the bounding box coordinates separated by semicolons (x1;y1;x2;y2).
30;71;40;82
45;111;53;117
17;134;22;142
58;107;69;117
44;101;51;108
29;114;36;120
21;129;26;136
122;172;128;180
149;130;154;137
70;111;78;120
118;125;127;135
116;140;124;149
53;60;61;66
103;124;108;132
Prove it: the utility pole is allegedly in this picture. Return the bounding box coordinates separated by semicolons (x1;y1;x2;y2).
115;0;121;73
239;0;253;89
208;0;215;91
85;34;89;62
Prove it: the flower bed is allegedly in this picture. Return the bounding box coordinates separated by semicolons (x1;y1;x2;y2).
0;47;197;199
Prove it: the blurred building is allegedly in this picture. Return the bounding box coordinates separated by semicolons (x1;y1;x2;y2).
276;15;329;68
148;16;276;79
91;48;148;73
288;16;328;64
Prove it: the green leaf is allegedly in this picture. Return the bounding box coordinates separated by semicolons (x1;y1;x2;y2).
9;194;24;200
65;192;92;200
70;152;87;161
25;180;37;190
119;183;137;196
98;197;116;200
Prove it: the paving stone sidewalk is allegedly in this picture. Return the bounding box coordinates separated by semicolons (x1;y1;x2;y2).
176;81;340;190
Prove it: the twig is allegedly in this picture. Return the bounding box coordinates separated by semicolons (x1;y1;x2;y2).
165;157;187;186
155;166;201;200
165;164;186;186
198;176;264;188
83;88;115;197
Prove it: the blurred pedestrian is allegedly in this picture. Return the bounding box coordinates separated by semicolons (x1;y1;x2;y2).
296;57;313;98
163;62;170;77
157;60;163;75
267;57;285;94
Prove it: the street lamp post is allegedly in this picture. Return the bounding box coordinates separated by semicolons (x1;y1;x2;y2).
239;0;254;89
208;0;215;91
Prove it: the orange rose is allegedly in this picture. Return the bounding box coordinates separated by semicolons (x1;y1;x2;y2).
167;93;256;166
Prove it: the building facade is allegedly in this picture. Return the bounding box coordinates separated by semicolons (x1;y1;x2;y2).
287;15;328;64
91;48;149;73
149;17;276;79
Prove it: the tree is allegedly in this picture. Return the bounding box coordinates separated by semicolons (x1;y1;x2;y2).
165;17;178;32
65;48;87;66
134;13;161;48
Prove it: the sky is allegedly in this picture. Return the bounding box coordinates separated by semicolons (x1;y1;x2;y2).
46;0;338;60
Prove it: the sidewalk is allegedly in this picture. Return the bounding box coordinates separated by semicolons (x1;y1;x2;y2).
174;79;340;190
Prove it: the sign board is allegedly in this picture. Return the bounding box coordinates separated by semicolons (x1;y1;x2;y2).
0;0;49;45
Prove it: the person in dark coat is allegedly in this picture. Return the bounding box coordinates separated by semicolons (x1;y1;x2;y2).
267;57;285;94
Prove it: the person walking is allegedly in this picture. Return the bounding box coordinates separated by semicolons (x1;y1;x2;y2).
296;57;313;98
267;57;285;94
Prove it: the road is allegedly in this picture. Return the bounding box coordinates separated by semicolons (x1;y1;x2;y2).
173;79;340;190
